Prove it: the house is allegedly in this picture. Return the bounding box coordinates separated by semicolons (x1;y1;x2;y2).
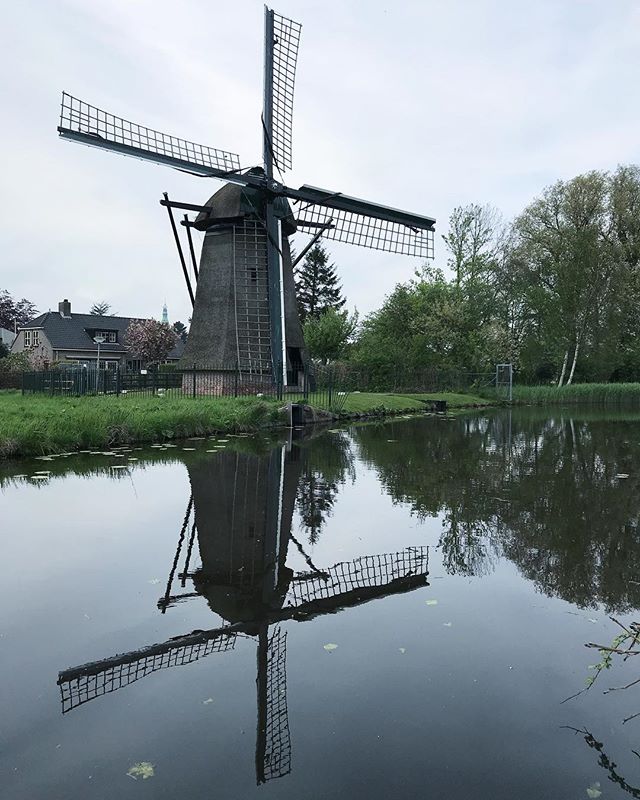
0;327;16;350
11;299;185;369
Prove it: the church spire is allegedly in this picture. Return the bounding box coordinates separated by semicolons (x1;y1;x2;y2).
162;302;169;324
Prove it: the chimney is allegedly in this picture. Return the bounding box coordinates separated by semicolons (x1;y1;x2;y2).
59;299;71;318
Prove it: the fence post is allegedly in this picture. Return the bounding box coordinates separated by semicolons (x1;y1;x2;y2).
234;361;239;398
192;363;197;398
115;365;121;396
303;363;309;401
328;368;333;409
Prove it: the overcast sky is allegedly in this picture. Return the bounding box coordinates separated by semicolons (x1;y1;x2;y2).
2;0;639;325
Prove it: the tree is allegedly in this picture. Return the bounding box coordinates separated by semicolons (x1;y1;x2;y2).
0;341;8;359
0;290;37;330
303;308;358;364
172;320;188;343
90;301;113;316
295;243;345;322
125;319;178;366
442;204;503;288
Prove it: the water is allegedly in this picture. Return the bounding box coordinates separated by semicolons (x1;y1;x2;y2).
1;409;639;799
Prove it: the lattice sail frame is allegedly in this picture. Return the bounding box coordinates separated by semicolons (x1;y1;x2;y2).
263;627;291;781
297;206;434;258
59;92;241;173
58;631;236;714
286;546;429;607
270;12;302;172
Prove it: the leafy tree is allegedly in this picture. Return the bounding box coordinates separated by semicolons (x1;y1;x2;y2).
125;319;177;366
0;290;37;330
0;351;30;373
172;320;188;343
303;308;358;364
442;204;503;288
295;243;345;322
90;301;113;316
0;341;8;359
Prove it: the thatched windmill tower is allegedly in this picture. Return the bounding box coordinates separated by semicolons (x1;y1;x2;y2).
58;7;435;392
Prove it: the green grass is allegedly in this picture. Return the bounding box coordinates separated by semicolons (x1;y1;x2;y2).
512;383;640;405
0;389;494;459
0;394;285;459
340;391;491;413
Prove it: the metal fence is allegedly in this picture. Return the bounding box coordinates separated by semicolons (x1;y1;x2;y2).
19;363;353;412
17;362;508;408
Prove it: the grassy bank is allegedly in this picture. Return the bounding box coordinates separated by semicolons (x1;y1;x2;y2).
0;389;492;459
512;383;640;405
340;391;491;413
0;393;284;458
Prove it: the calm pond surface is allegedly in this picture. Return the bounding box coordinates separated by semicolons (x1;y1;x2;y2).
1;409;640;799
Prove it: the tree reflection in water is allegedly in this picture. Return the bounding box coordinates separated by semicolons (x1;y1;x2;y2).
353;410;640;613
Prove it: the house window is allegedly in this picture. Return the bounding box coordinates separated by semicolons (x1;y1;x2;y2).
24;331;31;348
33;331;40;347
96;330;117;343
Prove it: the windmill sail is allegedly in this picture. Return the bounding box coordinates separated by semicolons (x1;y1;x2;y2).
266;10;302;173
290;185;436;258
57;546;428;712
58;92;241;177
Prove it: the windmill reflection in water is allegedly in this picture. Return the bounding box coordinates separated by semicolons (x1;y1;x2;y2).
57;441;430;784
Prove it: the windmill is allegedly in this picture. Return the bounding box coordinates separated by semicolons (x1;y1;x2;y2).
57;442;430;784
57;7;436;392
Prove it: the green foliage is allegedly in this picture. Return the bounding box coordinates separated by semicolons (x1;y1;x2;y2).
0;351;30;373
0;394;284;458
90;301;112;316
0;341;8;359
512;382;640;405
349;165;640;386
303;308;358;363
0;289;37;330
295;243;345;322
172;320;188;343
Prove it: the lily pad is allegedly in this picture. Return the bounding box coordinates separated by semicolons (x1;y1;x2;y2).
443;622;452;627
425;599;438;606
586;782;602;798
323;643;338;652
399;647;406;654
127;762;155;780
203;697;214;705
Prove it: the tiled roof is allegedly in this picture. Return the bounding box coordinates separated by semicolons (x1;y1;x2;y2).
22;312;185;359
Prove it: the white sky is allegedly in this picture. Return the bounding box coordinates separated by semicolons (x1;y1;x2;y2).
2;0;639;325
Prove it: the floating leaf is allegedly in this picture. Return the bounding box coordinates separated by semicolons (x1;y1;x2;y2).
323;643;338;651
588;618;598;624
443;622;452;627
399;647;406;654
425;599;438;606
127;762;154;780
203;697;214;705
586;782;602;798
148;578;161;585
